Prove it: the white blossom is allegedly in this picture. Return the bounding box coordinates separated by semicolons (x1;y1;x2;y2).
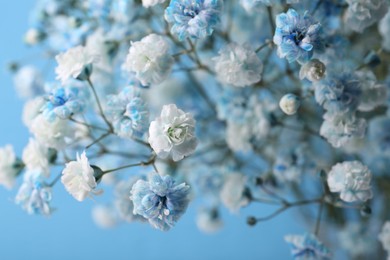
30;114;74;150
214;43;263;87
92;205;118;228
379;12;390;52
149;104;197;161
279;94;301;115
0;145;20;189
13;66;43;99
55;45;100;84
22;97;45;127
22;138;50;177
220;173;249;213
61;152;103;202
123;34;173;86
327;161;373;202
142;0;166;8
379;221;390;259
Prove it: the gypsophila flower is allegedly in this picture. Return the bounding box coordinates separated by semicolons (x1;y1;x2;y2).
0;145;21;189
106;87;149;138
379;221;390;257
30;114;74;150
55;45;100;84
196;207;223;233
142;0;166;8
13;66;44;99
299;59;326;82
164;0;223;41
61;151;103;202
149;104;197;161
338;223;376;258
42;87;85;121
92;205;118;228
379;12;390;52
22;97;45;127
327;161;373;203
123;34;173;86
15;170;52;216
345;0;388;33
114;177;147;223
22;138;50;177
273;9;324;64
279;94;300;115
130;172;190;231
213;43;263;87
220;173;249;213
285;233;331;260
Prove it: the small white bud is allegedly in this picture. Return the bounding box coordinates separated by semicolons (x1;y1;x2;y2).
279;94;300;115
299;59;326;82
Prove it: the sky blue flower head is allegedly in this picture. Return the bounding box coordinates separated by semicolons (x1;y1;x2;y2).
15;170;52;216
285;233;331;260
106;87;149;138
273;9;324;64
42;86;85;122
130;172;190;231
164;0;223;41
314;72;362;120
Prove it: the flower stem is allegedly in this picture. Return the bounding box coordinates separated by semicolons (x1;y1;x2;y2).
102;154;156;174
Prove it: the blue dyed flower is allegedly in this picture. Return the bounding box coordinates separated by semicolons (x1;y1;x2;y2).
165;0;223;41
106;87;149;138
15;170;52;216
130;172;190;231
314;72;362;119
42;87;85;122
273;9;324;64
285;233;331;260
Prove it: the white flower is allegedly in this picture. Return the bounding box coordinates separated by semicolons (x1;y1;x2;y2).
220;173;249;213
196;207;223;233
0;145;20;189
379;221;390;257
92;205;118;228
24;28;41;45
149;104;198;161
299;59;326;82
327;161;373;203
22;97;45;127
123;34;173;86
142;0;166;8
61;152;103;202
214;43;263;87
55;45;100;84
13;66;43;99
22;138;50;177
226;122;252;152
279;94;301;115
379;12;390;52
30;114;74;150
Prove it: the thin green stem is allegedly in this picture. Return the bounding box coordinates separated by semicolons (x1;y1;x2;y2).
86;132;111;149
102;154;156;174
314;199;324;235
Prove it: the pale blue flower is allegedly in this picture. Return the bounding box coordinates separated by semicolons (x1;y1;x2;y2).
15;170;52;216
106;87;149;138
130;172;190;231
41;87;85;122
273;9;324;64
285;233;331;260
164;0;223;41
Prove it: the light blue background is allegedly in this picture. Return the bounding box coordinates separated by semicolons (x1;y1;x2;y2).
0;2;306;259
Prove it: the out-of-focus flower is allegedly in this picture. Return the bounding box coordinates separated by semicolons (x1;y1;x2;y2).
22;138;50;177
196;207;223;233
15;170;52;216
299;59;326;82
123;34;173;86
0;145;21;190
214;43;263;87
130;172;190;231
106;87;149;138
22;97;45;127
13;66;44;99
379;221;390;258
285;233;331;260
379;12;390;52
165;0;223;41
149;104;197;161
220;173;249;213
142;0;166;8
92;205;118;228
327;161;373;203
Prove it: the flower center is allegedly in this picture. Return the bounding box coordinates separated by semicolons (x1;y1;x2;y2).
291;30;306;45
167;125;188;144
182;2;201;18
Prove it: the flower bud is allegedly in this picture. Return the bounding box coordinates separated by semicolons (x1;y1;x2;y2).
279;94;300;115
24;28;43;45
299;59;326;82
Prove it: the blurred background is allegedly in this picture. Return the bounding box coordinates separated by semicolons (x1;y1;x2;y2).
0;2;309;259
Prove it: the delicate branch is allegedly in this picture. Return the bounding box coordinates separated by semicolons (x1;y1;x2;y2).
85;132;110;149
102;154;156;174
